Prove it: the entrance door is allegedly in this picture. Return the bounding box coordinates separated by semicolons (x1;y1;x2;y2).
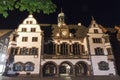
59;63;73;76
75;62;88;76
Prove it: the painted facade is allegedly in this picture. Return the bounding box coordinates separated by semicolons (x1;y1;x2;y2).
4;12;116;77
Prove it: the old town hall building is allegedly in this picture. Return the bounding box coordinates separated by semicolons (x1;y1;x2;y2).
2;11;116;77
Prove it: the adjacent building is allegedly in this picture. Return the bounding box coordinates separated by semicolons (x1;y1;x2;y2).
1;11;117;77
0;30;12;75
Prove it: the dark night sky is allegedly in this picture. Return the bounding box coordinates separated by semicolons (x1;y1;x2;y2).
0;0;120;29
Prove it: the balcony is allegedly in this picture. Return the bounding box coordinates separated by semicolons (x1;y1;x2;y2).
42;54;89;59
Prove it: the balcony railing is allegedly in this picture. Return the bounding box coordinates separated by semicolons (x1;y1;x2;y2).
41;54;89;59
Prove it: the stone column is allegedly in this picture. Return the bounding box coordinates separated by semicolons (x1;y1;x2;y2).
72;65;75;77
69;44;73;55
56;65;59;77
17;47;20;55
56;44;60;55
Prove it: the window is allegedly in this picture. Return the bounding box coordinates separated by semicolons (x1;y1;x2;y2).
32;37;38;42
60;43;68;55
93;24;96;27
73;43;80;55
95;47;104;55
22;28;27;32
22;37;28;42
13;62;23;71
20;47;29;55
98;61;109;70
29;47;38;55
26;21;29;24
31;28;36;32
24;62;34;71
107;48;112;55
30;21;33;24
94;29;98;33
93;38;102;43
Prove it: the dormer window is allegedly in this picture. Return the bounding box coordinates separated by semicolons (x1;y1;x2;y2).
26;21;29;24
26;21;33;24
94;29;98;33
93;24;96;27
22;28;27;32
30;21;33;24
31;28;36;32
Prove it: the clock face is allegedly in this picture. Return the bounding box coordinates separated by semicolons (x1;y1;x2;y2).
62;31;67;36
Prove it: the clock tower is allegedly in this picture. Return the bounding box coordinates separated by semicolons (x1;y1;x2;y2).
57;10;70;38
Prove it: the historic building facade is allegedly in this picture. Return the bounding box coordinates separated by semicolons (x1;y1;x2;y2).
3;11;116;77
7;15;43;75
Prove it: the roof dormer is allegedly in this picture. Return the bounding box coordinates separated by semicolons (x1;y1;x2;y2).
88;17;104;34
23;14;37;24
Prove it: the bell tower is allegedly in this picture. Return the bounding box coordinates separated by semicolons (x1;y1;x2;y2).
58;8;65;26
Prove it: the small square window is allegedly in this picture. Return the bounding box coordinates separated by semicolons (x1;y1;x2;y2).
94;29;98;33
22;28;27;32
31;28;36;32
22;37;28;42
26;21;29;24
30;21;33;24
32;37;38;42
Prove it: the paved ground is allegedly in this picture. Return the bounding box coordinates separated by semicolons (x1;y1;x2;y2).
0;76;120;80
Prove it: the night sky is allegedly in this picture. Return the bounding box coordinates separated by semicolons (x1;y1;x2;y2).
0;0;120;29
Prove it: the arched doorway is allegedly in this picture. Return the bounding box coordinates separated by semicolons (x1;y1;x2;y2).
75;61;88;76
59;61;73;76
42;62;57;77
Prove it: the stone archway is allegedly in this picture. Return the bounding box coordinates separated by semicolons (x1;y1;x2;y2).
42;61;57;77
75;61;88;76
59;61;73;76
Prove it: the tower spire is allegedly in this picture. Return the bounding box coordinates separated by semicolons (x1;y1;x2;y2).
61;8;63;13
58;8;65;26
92;16;95;21
91;16;96;24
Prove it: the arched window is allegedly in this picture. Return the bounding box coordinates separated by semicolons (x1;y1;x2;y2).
13;62;23;71
24;62;34;71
